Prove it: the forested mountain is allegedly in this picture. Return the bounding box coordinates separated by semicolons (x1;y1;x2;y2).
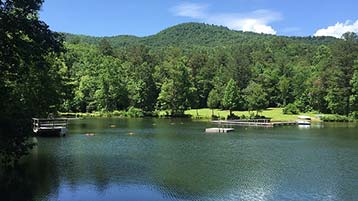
64;23;339;48
60;23;358;117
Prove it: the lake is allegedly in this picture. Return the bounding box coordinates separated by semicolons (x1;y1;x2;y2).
3;118;358;201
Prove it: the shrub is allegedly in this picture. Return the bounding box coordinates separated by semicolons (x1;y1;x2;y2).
227;113;239;120
126;107;144;118
321;115;352;122
211;115;219;120
283;103;299;114
350;111;358;119
112;110;125;117
294;98;312;112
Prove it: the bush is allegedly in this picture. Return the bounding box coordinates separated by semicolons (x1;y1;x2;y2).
321;115;352;122
254;115;268;119
283;103;299;114
227;113;239;120
350;111;358;119
293;100;312;113
126;107;144;118
112;110;125;117
248;113;268;120
211;115;219;120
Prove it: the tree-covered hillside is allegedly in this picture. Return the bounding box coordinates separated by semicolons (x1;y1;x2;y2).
61;23;358;117
64;23;339;48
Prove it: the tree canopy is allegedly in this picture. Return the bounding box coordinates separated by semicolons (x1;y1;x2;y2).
60;23;358;118
0;0;64;166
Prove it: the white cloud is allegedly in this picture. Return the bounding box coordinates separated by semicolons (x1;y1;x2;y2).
171;2;208;18
208;10;281;35
314;20;358;38
171;3;281;35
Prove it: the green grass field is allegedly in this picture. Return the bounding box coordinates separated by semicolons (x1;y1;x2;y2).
185;108;325;122
60;107;332;122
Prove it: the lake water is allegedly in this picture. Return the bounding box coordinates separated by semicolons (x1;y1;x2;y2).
3;118;358;201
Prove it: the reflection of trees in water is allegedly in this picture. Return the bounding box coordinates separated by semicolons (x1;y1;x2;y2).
1;167;35;201
1;151;150;200
0;155;60;201
2;136;260;201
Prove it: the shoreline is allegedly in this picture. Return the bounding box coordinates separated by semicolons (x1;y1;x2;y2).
58;108;357;123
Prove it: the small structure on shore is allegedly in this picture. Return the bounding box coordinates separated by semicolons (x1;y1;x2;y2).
32;118;68;136
296;116;311;125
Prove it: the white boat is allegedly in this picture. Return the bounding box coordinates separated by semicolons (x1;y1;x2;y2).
296;116;311;125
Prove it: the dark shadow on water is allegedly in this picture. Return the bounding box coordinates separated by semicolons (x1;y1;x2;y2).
0;166;35;201
0;154;61;201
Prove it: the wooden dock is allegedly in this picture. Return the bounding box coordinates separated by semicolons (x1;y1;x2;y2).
212;120;297;128
32;118;68;136
205;128;234;133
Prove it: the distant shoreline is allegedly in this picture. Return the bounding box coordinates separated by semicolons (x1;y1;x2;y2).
58;108;356;122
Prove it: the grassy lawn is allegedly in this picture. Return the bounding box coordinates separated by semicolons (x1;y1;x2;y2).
185;108;324;122
60;107;331;122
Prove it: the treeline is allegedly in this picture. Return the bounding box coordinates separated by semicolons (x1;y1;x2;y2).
59;24;358;117
64;23;339;48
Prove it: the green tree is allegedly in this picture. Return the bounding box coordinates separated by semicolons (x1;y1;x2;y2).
222;79;240;115
309;45;332;113
98;38;114;56
350;60;358;112
207;88;221;116
0;0;64;166
127;62;158;112
95;57;129;111
278;76;290;106
325;34;358;115
157;59;195;116
244;81;268;115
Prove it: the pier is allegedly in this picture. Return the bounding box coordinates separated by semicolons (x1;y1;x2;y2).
212;119;297;127
32;118;68;136
205;128;235;133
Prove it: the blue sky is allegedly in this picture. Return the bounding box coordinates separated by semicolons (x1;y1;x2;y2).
39;0;358;38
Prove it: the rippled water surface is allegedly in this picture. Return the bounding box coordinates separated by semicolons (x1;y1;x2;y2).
7;119;358;200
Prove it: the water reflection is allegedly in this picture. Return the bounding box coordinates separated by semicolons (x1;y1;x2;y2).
1;119;358;201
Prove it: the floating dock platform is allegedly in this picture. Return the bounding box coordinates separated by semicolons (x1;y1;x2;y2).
205;128;235;133
32;118;68;136
212;120;297;128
